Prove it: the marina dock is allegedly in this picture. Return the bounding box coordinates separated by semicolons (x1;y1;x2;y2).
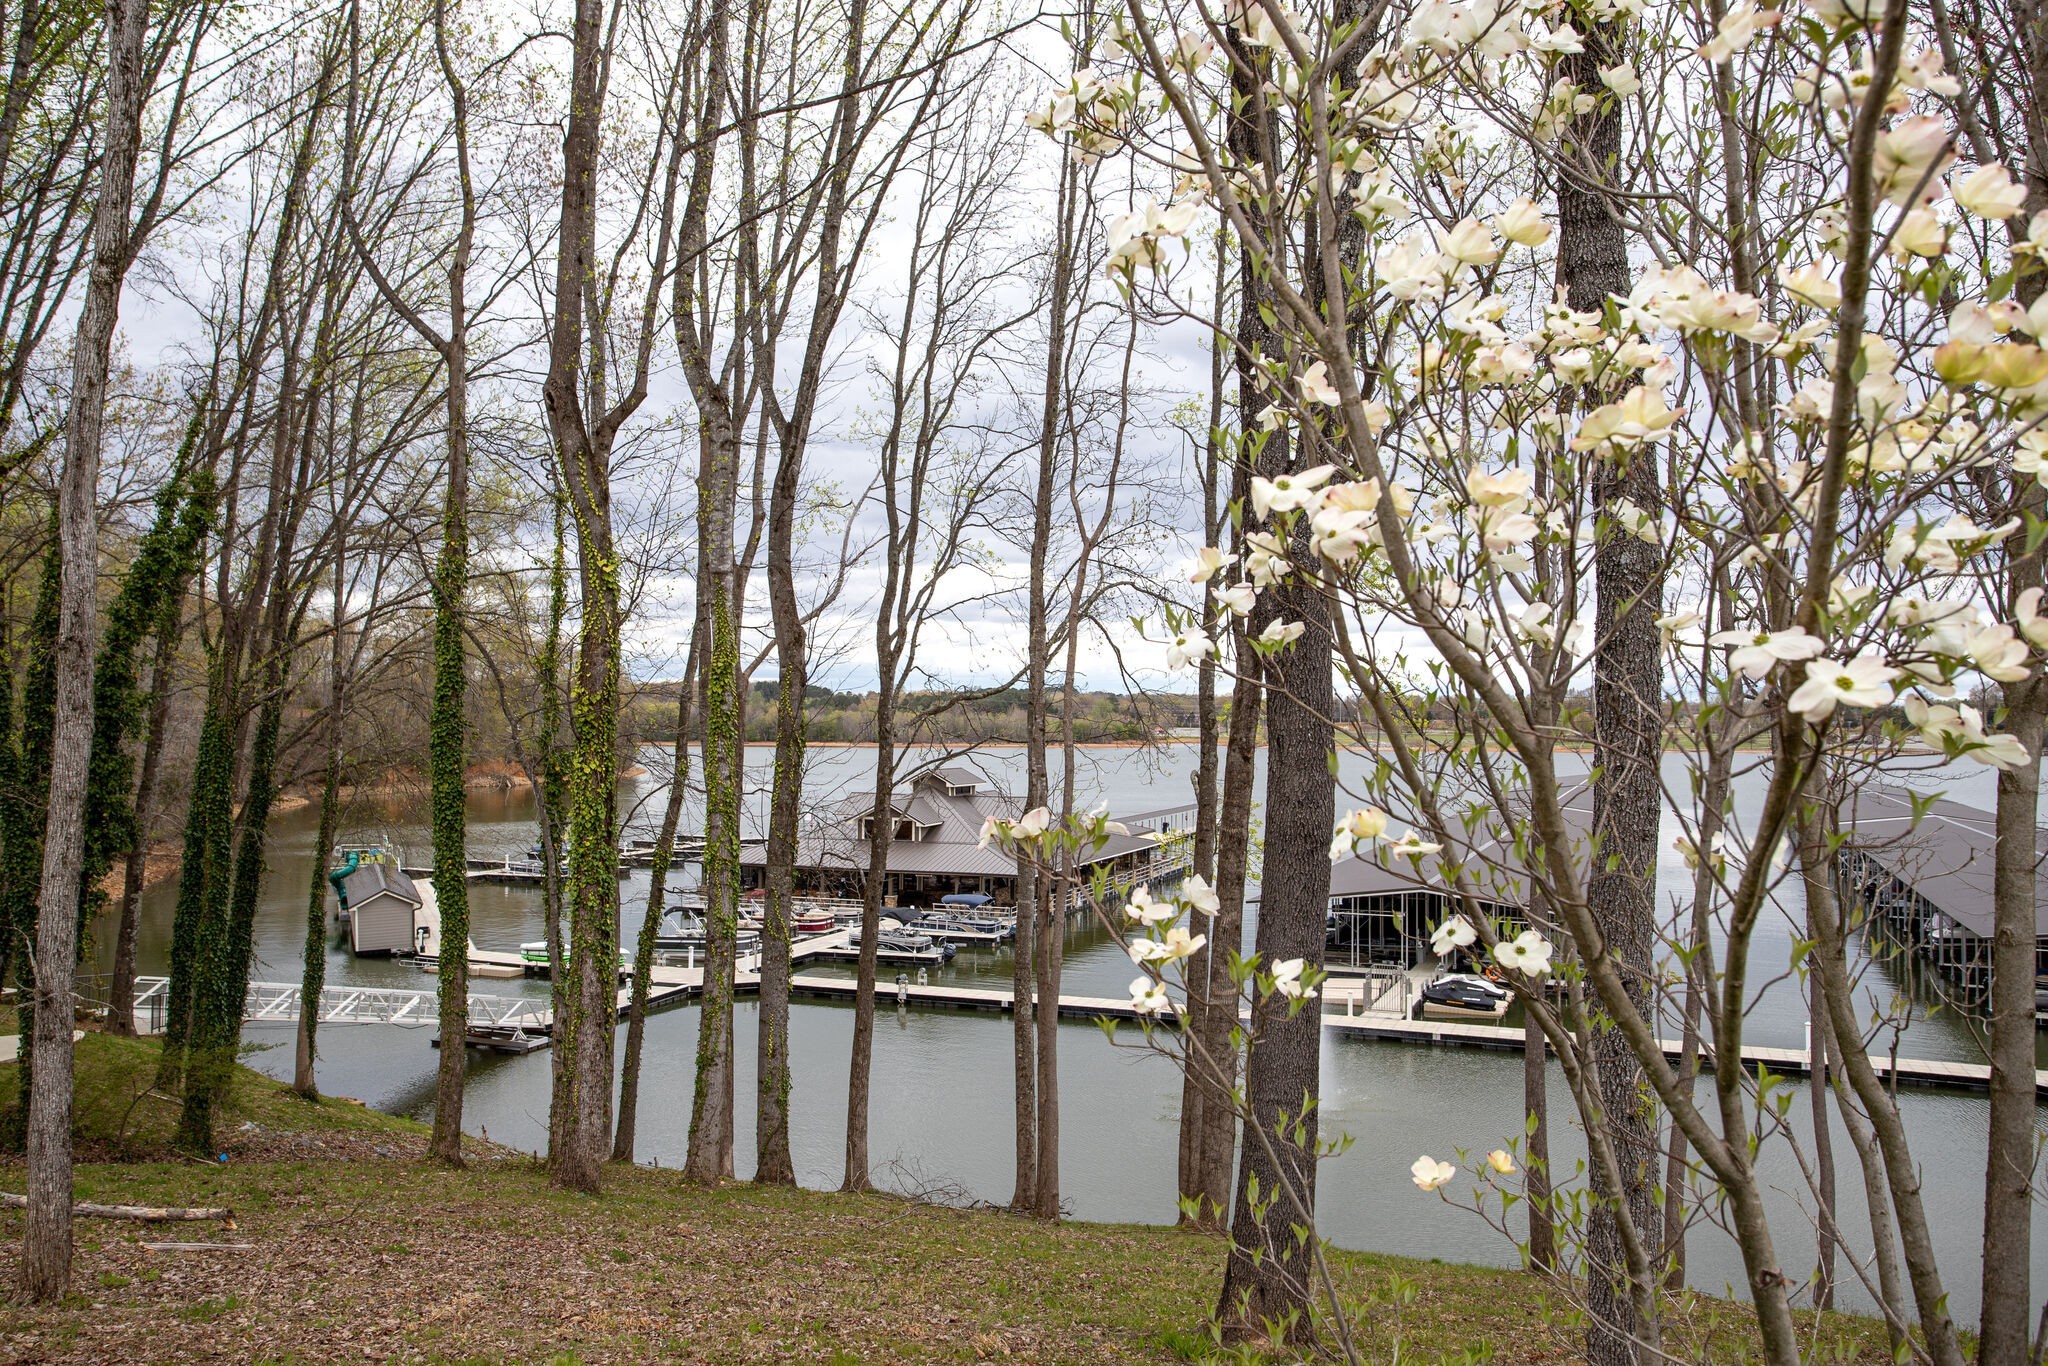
124;910;2037;1093
776;970;2048;1099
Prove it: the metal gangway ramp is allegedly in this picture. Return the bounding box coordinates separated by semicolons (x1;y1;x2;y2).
124;976;552;1038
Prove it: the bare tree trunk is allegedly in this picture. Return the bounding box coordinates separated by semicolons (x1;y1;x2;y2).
614;650;694;1163
1982;672;2043;1360
1027;165;1089;1223
1014;149;1079;1217
1009;852;1037;1207
295;732;342;1099
539;0;671;1190
1805;782;1967;1366
686;435;742;1185
109;616;178;1036
1523;1000;1554;1272
1559;15;1660;1360
1177;230;1226;1221
1215;106;1333;1319
423;0;476;1164
1818;977;1909;1359
1797;813;1839;1312
842;708;895;1192
757;521;801;1187
23;0;150;1302
294;532;347;1098
1661;739;1727;1289
1983;153;2048;1350
1979;15;2048;1352
1190;297;1264;1228
1193;647;1257;1222
1218;561;1332;1344
670;0;741;1190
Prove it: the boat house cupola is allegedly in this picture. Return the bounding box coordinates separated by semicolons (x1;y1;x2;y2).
925;763;985;797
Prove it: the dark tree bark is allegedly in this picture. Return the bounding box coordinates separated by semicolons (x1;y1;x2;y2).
843;669;898;1192
758;507;802;1185
1012;152;1086;1216
1558;17;1660;1362
1979;34;2048;1345
1522;998;1554;1272
1217;542;1332;1343
1217;38;1304;1336
1216;75;1333;1321
1021;141;1087;1223
1177;232;1227;1221
1188;289;1262;1229
22;0;150;1301
1194;642;1258;1218
683;338;743;1192
109;616;179;1036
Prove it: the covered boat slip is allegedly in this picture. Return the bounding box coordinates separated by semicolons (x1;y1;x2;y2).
1835;784;2048;1011
734;763;1189;911
1320;788;1595;973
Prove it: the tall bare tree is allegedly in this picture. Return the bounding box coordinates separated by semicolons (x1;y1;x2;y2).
341;0;487;1166
22;0;153;1301
844;100;1017;1189
541;0;683;1193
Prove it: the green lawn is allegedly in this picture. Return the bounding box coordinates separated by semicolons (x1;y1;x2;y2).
0;1033;1901;1363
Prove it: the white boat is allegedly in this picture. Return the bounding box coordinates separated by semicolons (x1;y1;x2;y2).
824;924;957;966
908;911;1014;945
654;912;762;957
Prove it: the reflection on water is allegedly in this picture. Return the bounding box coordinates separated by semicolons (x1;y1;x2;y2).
93;744;2044;1322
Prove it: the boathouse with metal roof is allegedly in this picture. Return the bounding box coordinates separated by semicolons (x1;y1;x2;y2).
735;763;1178;909
1321;788;1594;971
1835;784;2048;1008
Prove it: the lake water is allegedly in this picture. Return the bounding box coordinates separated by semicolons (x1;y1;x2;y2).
90;743;2045;1322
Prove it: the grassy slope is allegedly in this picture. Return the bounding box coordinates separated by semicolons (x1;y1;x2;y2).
0;1033;1898;1364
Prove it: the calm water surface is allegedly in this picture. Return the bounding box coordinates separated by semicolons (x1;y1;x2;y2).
89;744;2046;1321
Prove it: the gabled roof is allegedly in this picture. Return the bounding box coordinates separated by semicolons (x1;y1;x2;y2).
340;860;421;907
925;764;988;792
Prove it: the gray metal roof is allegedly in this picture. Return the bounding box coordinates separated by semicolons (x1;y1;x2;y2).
924;764;989;792
1325;786;1594;909
739;778;1159;878
1842;784;2048;938
340;860;420;907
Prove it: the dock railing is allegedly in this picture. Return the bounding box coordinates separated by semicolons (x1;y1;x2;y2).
1324;965;1412;1019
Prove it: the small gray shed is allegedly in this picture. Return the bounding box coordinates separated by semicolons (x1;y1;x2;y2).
343;862;425;956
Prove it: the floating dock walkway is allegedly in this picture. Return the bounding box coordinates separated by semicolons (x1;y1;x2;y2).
774;971;2048;1099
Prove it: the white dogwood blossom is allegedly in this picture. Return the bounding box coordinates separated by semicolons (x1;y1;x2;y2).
1787;653;1900;720
1492;929;1554;976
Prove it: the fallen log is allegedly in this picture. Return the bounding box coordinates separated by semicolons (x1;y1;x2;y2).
0;1193;233;1222
140;1242;252;1253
